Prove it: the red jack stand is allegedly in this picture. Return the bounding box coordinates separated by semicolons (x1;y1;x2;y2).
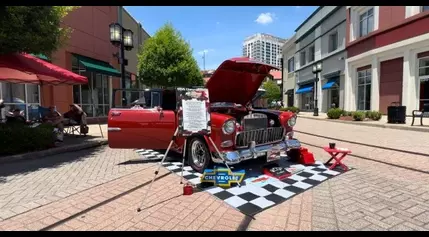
298;147;315;165
183;183;194;196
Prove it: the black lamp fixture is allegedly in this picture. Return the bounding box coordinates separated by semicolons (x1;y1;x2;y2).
312;62;323;116
109;23;134;106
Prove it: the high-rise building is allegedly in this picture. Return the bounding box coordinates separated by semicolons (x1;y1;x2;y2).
242;33;287;68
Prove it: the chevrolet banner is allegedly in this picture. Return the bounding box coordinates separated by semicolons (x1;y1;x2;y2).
201;167;245;188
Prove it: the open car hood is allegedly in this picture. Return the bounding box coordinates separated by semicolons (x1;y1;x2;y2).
206;57;278;105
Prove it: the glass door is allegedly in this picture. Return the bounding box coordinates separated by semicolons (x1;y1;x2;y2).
420;80;429;110
301;93;314;111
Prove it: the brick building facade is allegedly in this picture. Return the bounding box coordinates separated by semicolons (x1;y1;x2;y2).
0;6;149;121
344;6;429;115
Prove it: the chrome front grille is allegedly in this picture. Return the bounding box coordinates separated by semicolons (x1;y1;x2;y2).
242;113;267;131
235;127;284;148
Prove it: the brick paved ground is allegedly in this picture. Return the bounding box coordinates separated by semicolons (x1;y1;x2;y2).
0;147;153;221
1;118;429;231
248;118;429;231
0;157;243;231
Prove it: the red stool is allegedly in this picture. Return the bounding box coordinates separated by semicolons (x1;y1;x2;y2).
323;147;351;171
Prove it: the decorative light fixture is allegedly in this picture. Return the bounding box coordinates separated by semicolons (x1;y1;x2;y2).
109;23;122;46
123;29;134;51
109;22;135;106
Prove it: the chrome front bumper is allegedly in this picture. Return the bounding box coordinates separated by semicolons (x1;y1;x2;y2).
212;139;301;165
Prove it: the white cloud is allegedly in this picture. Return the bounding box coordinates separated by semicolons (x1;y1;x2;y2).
198;49;214;55
255;12;275;25
216;22;220;25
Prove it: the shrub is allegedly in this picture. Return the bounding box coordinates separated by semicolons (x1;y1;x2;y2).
352;111;366;121
341;110;352;117
327;108;343;119
366;111;383;121
279;106;300;114
0;123;55;156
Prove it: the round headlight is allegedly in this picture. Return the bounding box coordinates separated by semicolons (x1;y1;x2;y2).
269;119;275;126
287;116;297;127
222;120;236;135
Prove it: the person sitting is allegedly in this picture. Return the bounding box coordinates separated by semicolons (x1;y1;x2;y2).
6;108;28;125
0;99;4;123
43;106;64;131
63;104;87;125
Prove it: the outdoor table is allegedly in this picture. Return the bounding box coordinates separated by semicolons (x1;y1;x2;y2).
323;146;351;171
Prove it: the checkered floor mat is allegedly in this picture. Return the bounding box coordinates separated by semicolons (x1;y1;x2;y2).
135;149;165;160
134;149;346;216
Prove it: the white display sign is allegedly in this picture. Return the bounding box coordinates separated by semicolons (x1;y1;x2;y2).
182;99;208;133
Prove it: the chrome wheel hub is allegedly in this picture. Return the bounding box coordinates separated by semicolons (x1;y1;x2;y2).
191;140;206;168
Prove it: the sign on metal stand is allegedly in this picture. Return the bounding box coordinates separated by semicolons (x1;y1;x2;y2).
136;87;240;213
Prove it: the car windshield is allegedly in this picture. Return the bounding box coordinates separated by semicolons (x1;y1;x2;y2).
210;102;242;108
210;89;266;108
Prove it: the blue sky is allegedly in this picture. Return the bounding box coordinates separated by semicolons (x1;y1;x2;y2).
124;6;318;70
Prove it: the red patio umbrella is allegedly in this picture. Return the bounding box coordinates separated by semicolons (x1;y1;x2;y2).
0;67;40;84
0;53;87;85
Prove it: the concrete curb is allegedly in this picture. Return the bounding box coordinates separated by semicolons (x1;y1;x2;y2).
0;139;108;165
297;115;429;133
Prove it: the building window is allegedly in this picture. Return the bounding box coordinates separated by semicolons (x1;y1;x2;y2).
357;68;372;111
300;51;306;66
419;57;429;79
328;31;338;53
422;6;429;12
0;83;40;121
72;55;111;117
308;46;315;62
288;57;295;72
359;8;374;37
419;57;429;110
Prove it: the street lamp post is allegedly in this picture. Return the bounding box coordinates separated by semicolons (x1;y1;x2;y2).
280;58;284;104
109;23;134;107
312;62;322;116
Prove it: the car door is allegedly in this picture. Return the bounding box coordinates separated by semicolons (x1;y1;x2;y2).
108;90;176;150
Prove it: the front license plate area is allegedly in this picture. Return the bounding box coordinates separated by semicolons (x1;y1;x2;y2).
286;139;301;149
267;145;282;162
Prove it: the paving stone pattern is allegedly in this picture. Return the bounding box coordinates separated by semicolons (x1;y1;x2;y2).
1;119;429;230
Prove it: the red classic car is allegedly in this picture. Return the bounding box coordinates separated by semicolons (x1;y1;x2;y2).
108;57;302;173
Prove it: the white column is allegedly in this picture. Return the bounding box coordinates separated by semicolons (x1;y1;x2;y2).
350;65;357;111
339;75;345;109
296;93;301;109
409;50;419;113
371;56;380;111
343;62;352;110
373;6;380;31
402;49;411;114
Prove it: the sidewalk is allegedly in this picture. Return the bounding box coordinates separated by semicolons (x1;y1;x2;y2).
297;112;429;132
0;124;108;164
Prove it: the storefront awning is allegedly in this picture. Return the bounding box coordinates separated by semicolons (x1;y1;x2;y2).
74;54;121;77
30;53;50;62
295;83;313;94
285;89;294;95
0;53;88;85
322;78;338;90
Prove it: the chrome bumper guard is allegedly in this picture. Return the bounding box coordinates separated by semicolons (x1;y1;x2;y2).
212;139;301;165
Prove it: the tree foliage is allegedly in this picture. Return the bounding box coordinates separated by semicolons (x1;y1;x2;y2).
137;23;203;87
262;79;281;103
0;6;79;56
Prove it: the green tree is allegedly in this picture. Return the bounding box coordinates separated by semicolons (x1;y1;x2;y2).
0;6;79;56
137;23;203;87
262;79;281;104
